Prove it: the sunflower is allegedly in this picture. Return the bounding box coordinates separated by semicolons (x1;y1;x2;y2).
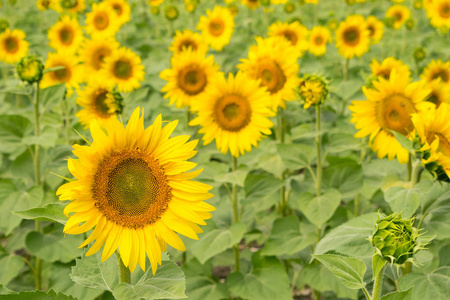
366;16;384;44
57;107;214;273
422;79;450;107
105;0;131;25
308;26;331;57
238;37;299;110
48;15;84;54
100;47;145;93
85;2;121;39
370;57;411;80
241;0;260;9
169;30;208;55
160;49;221;109
40;52;83;92
421;60;450;86
147;0;164;6
335;15;370;59
349;70;431;164
37;0;53;11
189;72;274;157
0;28;29;64
52;0;86;13
426;0;450;28
385;5;411;30
271;0;288;4
79;38;119;81
298;75;328;109
197;6;235;51
268;21;309;56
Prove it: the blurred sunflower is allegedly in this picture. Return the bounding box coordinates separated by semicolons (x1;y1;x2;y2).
85;2;121;39
160;49;221;109
422;79;450;107
0;28;28;64
48;15;84;54
271;0;288;4
40;52;83;93
366;15;384;44
100;47;145;93
189;72;274;157
105;0;131;25
57;107;214;274
268;21;309;56
147;0;164;6
238;36;299;110
421;60;450;86
242;0;260;9
426;0;450;28
197;6;235;51
53;0;86;13
169;29;207;55
37;0;53;11
335;15;370;59
79;38;119;81
349;70;431;164
370;57;411;80
385;5;410;29
308;26;331;57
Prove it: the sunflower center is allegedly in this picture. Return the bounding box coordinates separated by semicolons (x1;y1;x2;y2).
41;0;51;8
113;60;133;79
426;92;440;106
214;94;252;132
113;4;123;16
4;37;19;53
432;70;449;83
59;27;75;45
367;25;375;37
314;35;324;45
92;47;111;70
177;65;207;95
94;12;110;30
343;27;360;46
282;30;298;45
93;148;171;228
256;59;287;94
209;19;225;37
94;90;112;116
394;12;403;21
376;94;416;135
178;39;197;52
440;4;450;18
377;68;392;79
51;66;71;82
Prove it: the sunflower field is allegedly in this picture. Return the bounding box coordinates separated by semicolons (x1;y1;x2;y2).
0;0;450;299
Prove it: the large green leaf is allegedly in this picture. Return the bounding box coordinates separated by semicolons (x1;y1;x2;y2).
276;143;316;169
40;84;66;107
13;202;67;224
0;255;25;286
244;174;285;202
380;288;413;300
0;290;76;300
399;267;450;300
384;186;421;218
0;115;31;154
214;165;249;187
297;189;342;229
322;157;363;200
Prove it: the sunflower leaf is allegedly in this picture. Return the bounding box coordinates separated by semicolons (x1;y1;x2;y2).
399;267;450;300
13;202;67;224
0;254;25;287
297;188;342;229
380;288;413;300
384;186;421;219
0;289;76;300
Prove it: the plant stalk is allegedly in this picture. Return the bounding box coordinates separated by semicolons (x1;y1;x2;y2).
372;264;386;300
344;58;349;81
277;108;285;143
231;156;240;272
117;252;131;284
315;104;322;199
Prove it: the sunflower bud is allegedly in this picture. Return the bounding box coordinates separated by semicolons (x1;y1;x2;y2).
405;18;415;30
413;47;426;63
384;17;395;29
284;1;295;13
297;75;328;109
16;55;44;84
164;5;179;21
228;4;238;16
327;18;338;30
413;0;423;9
0;19;9;33
150;5;160;15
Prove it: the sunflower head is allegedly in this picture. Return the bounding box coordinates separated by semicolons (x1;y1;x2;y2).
185;0;197;13
16;55;44;84
197;6;235;51
150;5;160;14
421;60;450;86
414;0;423;9
297;75;328;109
37;0;52;11
335;15;370;59
284;1;295;13
164;5;179;21
327;18;339;30
0;28;29;65
413;47;426;63
227;3;238;16
385;4;411;30
0;19;8;33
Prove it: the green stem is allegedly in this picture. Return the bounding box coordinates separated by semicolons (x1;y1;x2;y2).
407;155;412;181
63;94;70;145
354;193;360;217
277;108;285;143
315;104;322;199
410;159;423;188
343;58;349;81
417;213;425;229
231;156;240;273
362;287;372;300
117;252;131;284
372;264;386;300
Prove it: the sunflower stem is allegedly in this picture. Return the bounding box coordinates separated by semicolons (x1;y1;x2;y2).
315;104;322;199
231;156;240;273
362;287;372;300
277;108;285;143
372;263;386;300
343;58;349;81
117;252;131;284
407;155;412;181
63;92;70;145
410;159;423;188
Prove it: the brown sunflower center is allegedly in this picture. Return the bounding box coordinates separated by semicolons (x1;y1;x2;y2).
214;94;252;132
94;12;110;30
343;27;360;46
59;26;75;45
93;148;170;228
376;94;416;135
377;68;392;79
367;25;375;37
314;35;324;45
440;3;450;18
112;3;123;16
92;47;112;70
432;70;449;83
41;0;51;8
4;37;19;53
281;30;298;45
256;59;287;94
113;60;133;79
94;90;112;116
178;39;197;52
209;19;225;37
51;65;71;82
394;12;403;21
177;65;207;95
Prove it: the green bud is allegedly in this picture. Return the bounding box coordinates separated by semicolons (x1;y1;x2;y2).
327;18;338;30
297;74;328;109
110;90;124;114
150;5;160;15
405;18;415;30
0;19;9;33
164;5;179;21
228;4;238;16
288;17;303;25
384;17;395;29
413;47;426;63
413;0;423;10
16;55;44;84
284;1;295;13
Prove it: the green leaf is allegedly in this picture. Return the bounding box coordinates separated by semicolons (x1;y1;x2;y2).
260;215;316;256
21;131;58;147
40;84;66;107
327;133;363;154
13;202;67;224
322;157;363;200
399;267;450;300
0;115;31;154
439;244;450;267
112;260;186;300
422;189;450;216
384;186;421;218
297;189;341;228
0;289;76;300
427;212;450;240
276;143;316;169
380;288;413;300
312;254;367;290
226;254;292;300
392;131;414;152
332;78;363;100
0;284;14;295
372;254;386;281
244;174;285;202
0;255;25;286
214;165;249;187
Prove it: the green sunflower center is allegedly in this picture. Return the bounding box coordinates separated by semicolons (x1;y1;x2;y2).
4;37;19;53
209;19;225;37
94;90;113;116
113;60;133;79
92;47;111;70
441;4;450;18
257;59;287;94
343;27;360;46
214;94;252;132
94;12;110;30
178;65;207;95
376;94;416;135
59;27;75;45
51;66;71;82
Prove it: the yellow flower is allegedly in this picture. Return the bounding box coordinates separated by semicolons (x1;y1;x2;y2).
366;16;384;44
147;0;164;6
305;0;318;3
385;5;411;30
422;79;450;107
308;26;331;57
85;2;121;39
105;0;131;25
370;57;411;80
241;0;260;9
189;72;275;157
160;49;221;109
48;15;84;54
238;36;300;110
268;21;309;56
271;0;288;4
197;6;235;51
53;0;87;14
169;29;208;55
16;55;44;84
0;28;29;64
40;52;83;93
349;70;431;164
100;47;145;93
37;0;54;11
421;59;450;87
79;38;119;81
335;15;370;59
57;107;214;274
298;75;328;109
426;0;450;28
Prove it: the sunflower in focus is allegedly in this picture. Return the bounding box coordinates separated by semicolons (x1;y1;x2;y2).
308;26;331;57
426;0;450;28
238;37;299;110
370;57;411;80
421;60;450;86
298;75;328;109
242;0;260;9
160;49;221;109
57;107;214;273
169;30;208;55
41;52;83;93
335;15;370;59
48;16;84;54
366;16;384;44
105;0;131;25
79;38;119;81
268;21;309;56
100;47;145;93
349;70;431;164
422;79;450;107
85;2;121;39
385;5;411;29
0;28;29;64
197;6;235;51
189;72;274;157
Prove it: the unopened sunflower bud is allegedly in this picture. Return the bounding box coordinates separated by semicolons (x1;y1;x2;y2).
405;18;415;30
413;47;426;63
164;5;179;21
16;55;44;84
327;18;338;30
228;4;238;16
109;90;124;114
413;0;423;9
298;75;328;109
384;17;395;29
284;1;295;13
150;5;159;15
0;19;9;33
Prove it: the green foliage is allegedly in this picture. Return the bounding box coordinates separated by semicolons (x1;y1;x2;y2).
13;203;67;224
297;189;342;228
399;267;450;300
0;289;76;300
380;288;413;300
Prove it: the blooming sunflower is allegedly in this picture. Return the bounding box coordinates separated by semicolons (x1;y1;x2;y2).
105;0;131;25
370;57;411;80
241;0;260;9
335;15;370;59
100;47;145;93
57;107;214;273
308;26;331;57
79;38;119;81
271;0;288;4
298;75;328;109
160;49;221;109
426;0;450;28
349;70;431;164
48;15;84;54
197;6;235;51
147;0;164;6
37;0;54;11
0;28;29;64
385;5;411;30
421;59;450;86
85;2;121;39
52;0;86;13
169;30;208;55
422;79;450;107
40;52;83;93
268;21;309;56
189;72;275;157
366;16;384;44
238;36;299;110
